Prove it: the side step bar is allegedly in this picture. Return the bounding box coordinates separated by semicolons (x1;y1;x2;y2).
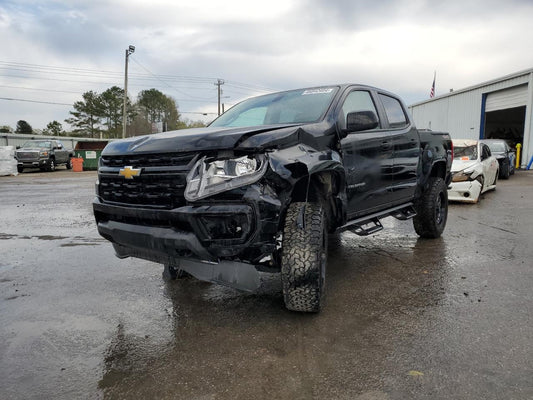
348;218;383;236
339;202;416;237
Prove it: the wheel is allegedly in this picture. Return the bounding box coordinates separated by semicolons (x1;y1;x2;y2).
17;166;23;173
66;157;72;169
500;160;509;179
281;202;327;312
47;158;56;172
162;263;190;281
413;177;448;238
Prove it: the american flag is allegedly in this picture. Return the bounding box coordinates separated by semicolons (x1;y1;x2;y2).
430;72;436;98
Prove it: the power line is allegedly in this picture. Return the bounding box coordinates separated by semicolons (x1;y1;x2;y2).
0;60;277;118
0;96;217;116
129;57;216;100
0;97;72;106
0;75;218;103
0;85;82;94
0;61;217;84
0;60;278;93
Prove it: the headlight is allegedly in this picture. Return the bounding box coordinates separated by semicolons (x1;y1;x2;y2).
452;169;474;182
39;151;48;157
185;154;268;201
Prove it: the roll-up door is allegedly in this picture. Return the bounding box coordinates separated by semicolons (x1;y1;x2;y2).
485;84;528;112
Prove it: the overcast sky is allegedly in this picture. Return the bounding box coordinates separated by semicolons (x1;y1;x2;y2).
1;0;533;131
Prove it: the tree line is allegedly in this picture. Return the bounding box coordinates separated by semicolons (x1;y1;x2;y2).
0;87;205;137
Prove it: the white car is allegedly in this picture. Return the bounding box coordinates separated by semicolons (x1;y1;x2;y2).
448;139;499;203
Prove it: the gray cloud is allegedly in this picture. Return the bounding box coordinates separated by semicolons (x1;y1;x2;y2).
1;0;533;129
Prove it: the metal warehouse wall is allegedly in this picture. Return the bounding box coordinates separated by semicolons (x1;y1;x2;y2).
410;70;533;168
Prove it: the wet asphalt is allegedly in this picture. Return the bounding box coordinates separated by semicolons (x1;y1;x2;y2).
0;168;532;400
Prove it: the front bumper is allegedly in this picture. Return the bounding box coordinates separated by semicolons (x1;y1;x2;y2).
93;184;283;265
17;158;50;168
448;180;482;203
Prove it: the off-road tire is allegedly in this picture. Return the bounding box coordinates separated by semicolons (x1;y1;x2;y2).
281;202;327;313
162;263;190;281
66;157;72;169
17;166;23;173
413;177;448;238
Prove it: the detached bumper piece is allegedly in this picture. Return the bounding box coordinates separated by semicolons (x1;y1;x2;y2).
113;241;262;292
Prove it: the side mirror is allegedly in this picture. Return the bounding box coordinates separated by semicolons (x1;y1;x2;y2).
346;111;379;133
16;146;20;149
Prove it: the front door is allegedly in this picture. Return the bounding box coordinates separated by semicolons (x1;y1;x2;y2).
339;90;395;218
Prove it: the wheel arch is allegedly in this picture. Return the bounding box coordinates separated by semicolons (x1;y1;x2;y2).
290;168;346;231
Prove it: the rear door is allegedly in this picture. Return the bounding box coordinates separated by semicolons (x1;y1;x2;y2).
338;88;395;218
377;93;419;204
54;141;68;163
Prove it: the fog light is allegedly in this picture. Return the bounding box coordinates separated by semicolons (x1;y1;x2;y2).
200;214;250;240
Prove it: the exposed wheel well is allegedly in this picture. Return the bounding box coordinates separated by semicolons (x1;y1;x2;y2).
430;161;446;179
290;171;343;230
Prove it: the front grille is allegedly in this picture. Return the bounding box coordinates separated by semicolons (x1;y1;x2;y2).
99;175;187;208
100;152;197;168
98;152;199;209
16;151;39;161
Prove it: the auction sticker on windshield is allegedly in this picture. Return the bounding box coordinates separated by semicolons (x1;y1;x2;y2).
302;88;335;95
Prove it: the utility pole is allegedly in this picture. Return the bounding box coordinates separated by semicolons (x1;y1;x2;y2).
122;45;135;138
215;79;225;116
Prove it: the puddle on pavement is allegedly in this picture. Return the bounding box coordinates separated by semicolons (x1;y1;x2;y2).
0;233;104;246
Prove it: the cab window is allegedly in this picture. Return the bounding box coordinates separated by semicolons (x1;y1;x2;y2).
338;91;379;130
379;94;408;128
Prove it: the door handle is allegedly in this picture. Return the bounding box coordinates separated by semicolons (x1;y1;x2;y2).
381;141;392;150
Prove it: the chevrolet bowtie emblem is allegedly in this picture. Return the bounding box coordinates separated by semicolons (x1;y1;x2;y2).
119;166;141;179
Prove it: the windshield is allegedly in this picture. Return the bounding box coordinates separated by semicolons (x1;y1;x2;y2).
210;87;339;128
453;145;478;160
22;141;51;149
485;142;506;152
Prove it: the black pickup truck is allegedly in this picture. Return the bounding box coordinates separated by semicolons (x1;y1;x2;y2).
93;85;452;312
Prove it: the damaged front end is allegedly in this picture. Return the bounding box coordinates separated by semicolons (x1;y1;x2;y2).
93;147;307;291
448;167;483;202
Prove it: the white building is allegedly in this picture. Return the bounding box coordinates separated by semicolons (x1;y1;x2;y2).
409;68;533;168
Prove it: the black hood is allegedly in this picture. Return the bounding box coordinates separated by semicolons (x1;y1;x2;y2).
101;125;298;155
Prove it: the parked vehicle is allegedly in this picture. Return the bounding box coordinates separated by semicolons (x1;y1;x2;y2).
15;140;73;172
93;84;453;312
449;139;499;203
481;139;515;179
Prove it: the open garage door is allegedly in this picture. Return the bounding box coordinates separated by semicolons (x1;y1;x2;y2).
483;85;527;148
